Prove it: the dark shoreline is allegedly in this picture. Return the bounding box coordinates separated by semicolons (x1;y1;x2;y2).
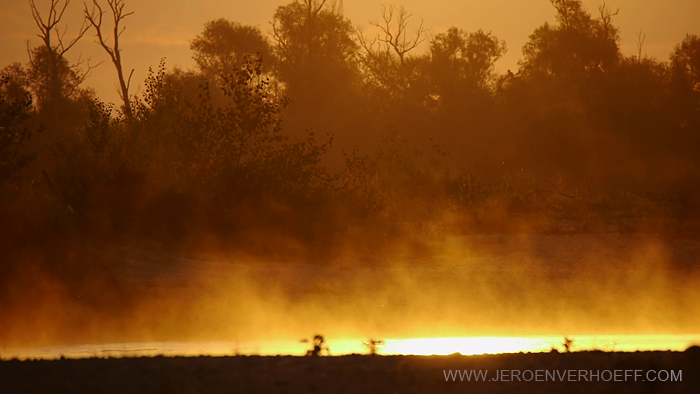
1;348;698;393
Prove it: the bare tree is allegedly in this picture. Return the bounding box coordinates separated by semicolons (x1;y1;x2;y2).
597;2;620;41
27;0;96;128
355;4;427;92
85;0;134;118
29;0;89;57
367;4;426;65
636;29;646;61
28;0;95;92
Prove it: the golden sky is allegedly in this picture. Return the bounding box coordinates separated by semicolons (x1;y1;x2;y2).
1;0;699;104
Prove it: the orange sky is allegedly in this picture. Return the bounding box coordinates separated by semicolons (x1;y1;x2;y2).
2;0;699;104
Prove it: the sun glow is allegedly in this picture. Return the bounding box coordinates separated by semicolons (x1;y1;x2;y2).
380;335;699;356
383;337;553;356
2;335;697;360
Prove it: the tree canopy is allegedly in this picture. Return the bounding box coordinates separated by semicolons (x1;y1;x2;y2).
191;19;272;79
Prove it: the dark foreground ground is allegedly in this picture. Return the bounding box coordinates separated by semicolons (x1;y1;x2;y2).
1;348;699;394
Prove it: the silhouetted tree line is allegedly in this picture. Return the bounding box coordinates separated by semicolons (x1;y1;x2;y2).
2;0;700;251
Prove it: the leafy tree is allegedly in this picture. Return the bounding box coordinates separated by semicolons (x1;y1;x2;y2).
670;34;700;132
25;46;88;109
341;132;448;222
430;27;506;91
50;100;121;216
27;0;95;130
491;1;623;184
48;60;186;236
672;34;700;90
0;73;36;186
270;0;362;166
422;28;507;168
191;19;272;80
519;0;620;78
176;55;333;207
271;0;358;100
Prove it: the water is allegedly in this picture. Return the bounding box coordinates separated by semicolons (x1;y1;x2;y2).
2;334;697;360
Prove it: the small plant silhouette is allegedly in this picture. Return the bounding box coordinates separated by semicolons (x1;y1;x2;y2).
363;338;385;355
563;337;574;352
301;334;330;356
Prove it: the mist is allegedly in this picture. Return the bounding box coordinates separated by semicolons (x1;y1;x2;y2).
2;232;699;349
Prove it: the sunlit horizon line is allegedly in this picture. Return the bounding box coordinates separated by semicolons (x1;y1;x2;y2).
2;334;698;360
378;334;700;356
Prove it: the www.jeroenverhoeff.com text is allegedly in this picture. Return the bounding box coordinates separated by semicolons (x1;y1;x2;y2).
443;369;683;382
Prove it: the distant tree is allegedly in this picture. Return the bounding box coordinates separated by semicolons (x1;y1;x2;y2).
670;34;700;128
430;27;506;91
176;55;332;205
595;55;672;180
84;0;135;119
356;4;428;94
519;0;620;78
269;0;361;161
0;72;36;186
424;27;507;161
0;64;31;106
25;46;88;107
363;4;426;65
28;0;89;57
47;61;183;231
271;0;358;100
494;0;625;183
130;60;193;176
27;0;95;129
355;3;432;145
672;35;700;89
191;19;272;80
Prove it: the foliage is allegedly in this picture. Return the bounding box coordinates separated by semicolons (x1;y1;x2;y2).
271;0;359;102
670;34;700;132
49;99;138;229
176;55;333;206
0;73;36;186
191;19;273;79
520;0;620;78
26;46;85;106
430;27;507;91
342;132;448;222
272;1;357;74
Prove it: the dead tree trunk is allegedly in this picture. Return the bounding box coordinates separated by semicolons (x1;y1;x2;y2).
85;0;134;119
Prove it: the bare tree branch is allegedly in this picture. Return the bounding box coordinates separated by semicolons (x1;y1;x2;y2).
26;0;92;131
307;0;326;15
65;53;101;97
29;0;89;56
636;29;646;61
354;3;427;94
84;0;134;118
597;2;620;39
369;4;426;65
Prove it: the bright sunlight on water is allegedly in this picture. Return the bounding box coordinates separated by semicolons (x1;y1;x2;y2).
2;335;698;360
